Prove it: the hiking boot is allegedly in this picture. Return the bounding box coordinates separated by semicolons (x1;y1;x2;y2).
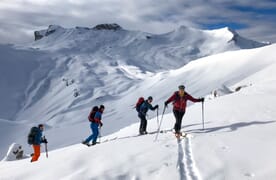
139;131;148;135
175;132;182;138
82;141;90;146
91;141;97;146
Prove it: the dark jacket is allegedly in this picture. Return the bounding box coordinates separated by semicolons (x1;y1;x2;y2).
33;128;43;145
139;101;157;116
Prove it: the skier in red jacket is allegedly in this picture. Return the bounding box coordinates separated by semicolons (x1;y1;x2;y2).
165;85;204;137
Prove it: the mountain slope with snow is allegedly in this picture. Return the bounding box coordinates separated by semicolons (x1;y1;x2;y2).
1;69;276;179
0;22;276;180
0;24;274;167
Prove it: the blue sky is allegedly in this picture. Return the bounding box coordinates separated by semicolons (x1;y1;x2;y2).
0;0;275;44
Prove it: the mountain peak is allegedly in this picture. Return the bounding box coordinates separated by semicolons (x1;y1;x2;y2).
34;25;64;41
34;23;123;41
223;27;267;48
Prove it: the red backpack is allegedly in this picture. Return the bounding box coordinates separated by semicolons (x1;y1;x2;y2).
88;106;99;122
135;97;144;112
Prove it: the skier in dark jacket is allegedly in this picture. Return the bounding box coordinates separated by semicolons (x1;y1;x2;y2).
165;85;204;137
83;105;105;146
138;96;159;135
31;124;47;162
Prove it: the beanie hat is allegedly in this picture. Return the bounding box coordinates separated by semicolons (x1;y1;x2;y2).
178;85;185;90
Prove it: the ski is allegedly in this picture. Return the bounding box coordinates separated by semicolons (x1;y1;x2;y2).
82;143;93;147
160;128;174;134
81;141;96;147
175;132;188;139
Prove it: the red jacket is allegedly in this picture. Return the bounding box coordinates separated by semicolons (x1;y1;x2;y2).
166;91;201;112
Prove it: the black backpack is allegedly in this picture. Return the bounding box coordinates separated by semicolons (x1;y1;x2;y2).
88;106;99;122
27;127;39;145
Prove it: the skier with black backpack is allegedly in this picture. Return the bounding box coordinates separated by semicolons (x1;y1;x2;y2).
136;96;159;135
27;124;48;162
82;105;105;146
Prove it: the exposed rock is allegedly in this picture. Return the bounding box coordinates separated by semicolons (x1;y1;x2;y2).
75;26;90;30
92;23;122;31
34;31;44;41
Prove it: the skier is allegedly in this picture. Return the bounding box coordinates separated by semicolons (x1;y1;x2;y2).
82;105;105;146
138;96;159;135
29;124;48;162
164;85;204;138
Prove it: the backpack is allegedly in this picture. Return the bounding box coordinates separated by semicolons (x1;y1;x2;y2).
135;97;144;112
88;106;99;122
27;127;39;145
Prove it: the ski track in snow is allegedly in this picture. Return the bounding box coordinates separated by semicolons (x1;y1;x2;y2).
177;136;201;180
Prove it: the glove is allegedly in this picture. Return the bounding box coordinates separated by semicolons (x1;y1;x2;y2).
154;105;159;109
164;101;168;107
42;138;48;144
199;98;204;102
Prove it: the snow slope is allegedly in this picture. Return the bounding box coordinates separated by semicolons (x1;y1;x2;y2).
0;44;42;120
0;24;268;157
1;67;276;179
0;41;274;154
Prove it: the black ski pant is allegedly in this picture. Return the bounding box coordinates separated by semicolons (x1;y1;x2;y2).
138;114;147;133
173;109;185;133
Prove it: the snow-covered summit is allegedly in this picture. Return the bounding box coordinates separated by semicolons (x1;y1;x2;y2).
30;24;268;71
34;25;65;40
225;27;268;48
34;24;123;41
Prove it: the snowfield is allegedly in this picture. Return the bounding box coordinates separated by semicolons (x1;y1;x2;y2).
0;25;276;179
1;76;276;179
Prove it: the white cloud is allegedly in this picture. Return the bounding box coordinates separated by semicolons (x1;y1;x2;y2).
0;0;275;44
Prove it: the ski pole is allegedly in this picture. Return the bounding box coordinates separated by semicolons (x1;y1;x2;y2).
98;127;102;143
45;143;48;158
43;136;48;158
156;107;159;129
202;101;205;130
154;106;166;141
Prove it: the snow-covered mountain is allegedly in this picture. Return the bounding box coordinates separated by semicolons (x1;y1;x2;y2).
1;42;276;180
32;24;266;71
0;24;269;155
0;23;275;179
